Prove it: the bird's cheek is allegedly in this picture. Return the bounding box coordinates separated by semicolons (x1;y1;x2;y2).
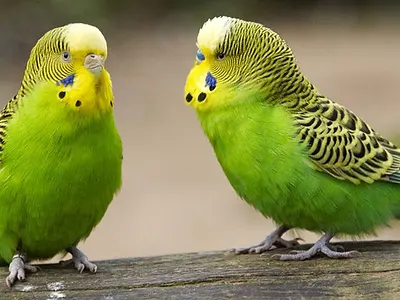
184;63;217;110
56;88;85;111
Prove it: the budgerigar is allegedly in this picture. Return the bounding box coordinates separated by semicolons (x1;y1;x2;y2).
184;16;400;261
0;24;122;287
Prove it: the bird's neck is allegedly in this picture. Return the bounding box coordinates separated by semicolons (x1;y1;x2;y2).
195;100;307;201
197;103;255;141
196;101;295;150
265;69;322;111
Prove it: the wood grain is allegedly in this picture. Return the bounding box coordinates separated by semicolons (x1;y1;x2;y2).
1;240;400;299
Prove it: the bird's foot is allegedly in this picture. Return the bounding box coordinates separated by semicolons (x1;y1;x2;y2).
232;225;303;254
271;232;360;261
6;254;38;288
60;247;97;273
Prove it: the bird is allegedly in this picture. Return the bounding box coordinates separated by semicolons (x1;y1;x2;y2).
0;23;123;287
184;16;400;261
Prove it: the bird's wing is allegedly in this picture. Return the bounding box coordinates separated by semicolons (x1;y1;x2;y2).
291;95;400;184
0;94;20;162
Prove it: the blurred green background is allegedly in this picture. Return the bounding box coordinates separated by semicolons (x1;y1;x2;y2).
1;0;400;262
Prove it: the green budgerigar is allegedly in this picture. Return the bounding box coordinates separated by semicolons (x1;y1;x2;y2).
0;24;122;287
184;16;400;261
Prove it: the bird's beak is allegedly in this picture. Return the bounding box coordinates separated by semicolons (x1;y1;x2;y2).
84;54;104;76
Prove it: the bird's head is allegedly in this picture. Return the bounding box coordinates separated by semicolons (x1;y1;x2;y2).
184;16;296;113
19;23;113;115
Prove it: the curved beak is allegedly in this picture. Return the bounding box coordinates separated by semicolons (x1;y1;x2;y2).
84;54;104;76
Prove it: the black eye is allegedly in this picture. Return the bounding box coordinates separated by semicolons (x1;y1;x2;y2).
62;51;71;62
216;52;225;60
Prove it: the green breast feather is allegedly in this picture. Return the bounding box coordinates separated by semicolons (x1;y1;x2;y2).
0;82;122;262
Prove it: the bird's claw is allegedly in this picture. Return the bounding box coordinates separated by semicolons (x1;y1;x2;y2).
61;247;97;273
286;243;344;255
5;255;38;288
231;240;268;254
232;226;302;255
73;257;97;273
271;240;360;261
59;258;97;273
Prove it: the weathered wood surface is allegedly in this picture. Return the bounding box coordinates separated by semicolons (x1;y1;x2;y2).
1;241;400;299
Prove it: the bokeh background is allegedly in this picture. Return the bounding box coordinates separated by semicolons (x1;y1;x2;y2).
1;0;400;262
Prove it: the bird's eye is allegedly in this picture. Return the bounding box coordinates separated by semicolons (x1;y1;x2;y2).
216;52;225;60
61;51;71;62
196;49;205;62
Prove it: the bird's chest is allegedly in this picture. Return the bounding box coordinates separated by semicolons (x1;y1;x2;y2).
207;121;283;209
2;125;122;254
32;143;118;205
200;108;306;217
12;143;121;258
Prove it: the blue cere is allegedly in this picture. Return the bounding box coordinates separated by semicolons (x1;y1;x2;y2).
205;72;217;91
56;74;75;87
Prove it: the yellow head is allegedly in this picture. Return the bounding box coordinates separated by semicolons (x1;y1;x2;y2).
19;23;113;115
184;16;295;112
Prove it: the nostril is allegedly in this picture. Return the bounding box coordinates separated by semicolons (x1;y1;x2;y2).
90;54;96;59
186;93;193;103
198;92;207;102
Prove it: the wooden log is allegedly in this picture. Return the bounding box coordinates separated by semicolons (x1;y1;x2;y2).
1;240;400;299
